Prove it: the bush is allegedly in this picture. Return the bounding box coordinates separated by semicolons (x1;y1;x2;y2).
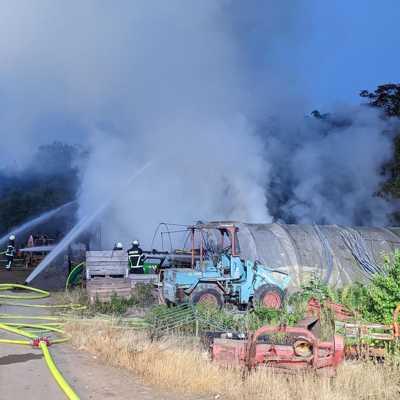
363;250;400;323
294;251;400;324
88;284;156;316
336;283;369;316
130;284;156;307
292;274;338;303
91;293;137;315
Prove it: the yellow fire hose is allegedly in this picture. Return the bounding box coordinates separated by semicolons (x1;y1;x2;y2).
0;283;82;400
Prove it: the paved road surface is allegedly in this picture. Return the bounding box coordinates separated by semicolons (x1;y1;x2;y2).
0;293;203;400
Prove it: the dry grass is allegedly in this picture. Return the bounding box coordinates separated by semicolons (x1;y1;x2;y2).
51;288;88;306
65;320;400;400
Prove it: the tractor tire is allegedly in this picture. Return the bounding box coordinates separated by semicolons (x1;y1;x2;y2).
254;284;285;309
191;287;224;309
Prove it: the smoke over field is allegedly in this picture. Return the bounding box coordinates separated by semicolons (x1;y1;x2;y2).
0;1;397;246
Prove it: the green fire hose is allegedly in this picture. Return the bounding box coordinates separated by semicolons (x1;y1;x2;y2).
0;283;83;400
65;262;85;291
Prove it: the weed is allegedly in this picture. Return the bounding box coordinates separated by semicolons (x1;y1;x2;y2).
130;283;156;307
90;293;138;315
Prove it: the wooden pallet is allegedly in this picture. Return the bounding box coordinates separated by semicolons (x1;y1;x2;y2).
86;251;129;279
87;277;132;304
336;321;395;341
128;274;159;288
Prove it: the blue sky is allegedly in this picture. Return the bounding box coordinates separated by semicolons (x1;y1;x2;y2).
301;0;400;110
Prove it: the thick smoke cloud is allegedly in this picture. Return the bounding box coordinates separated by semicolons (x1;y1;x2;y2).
264;107;396;226
0;1;396;247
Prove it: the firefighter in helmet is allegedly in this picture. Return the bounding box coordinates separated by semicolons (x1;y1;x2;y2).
127;240;144;273
113;242;124;251
5;234;16;270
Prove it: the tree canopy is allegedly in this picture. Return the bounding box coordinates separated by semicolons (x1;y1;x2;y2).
360;84;400;117
0;142;81;235
361;84;400;208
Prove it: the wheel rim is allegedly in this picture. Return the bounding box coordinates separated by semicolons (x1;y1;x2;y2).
198;293;218;306
262;291;281;309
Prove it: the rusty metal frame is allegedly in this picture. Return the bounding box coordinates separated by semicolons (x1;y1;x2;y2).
212;322;344;374
188;222;241;267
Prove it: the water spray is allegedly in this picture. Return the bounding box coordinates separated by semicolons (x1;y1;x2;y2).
26;161;153;284
0;202;76;247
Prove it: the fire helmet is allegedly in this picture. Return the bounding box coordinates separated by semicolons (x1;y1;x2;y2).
115;242;123;249
9;235;15;241
132;240;140;246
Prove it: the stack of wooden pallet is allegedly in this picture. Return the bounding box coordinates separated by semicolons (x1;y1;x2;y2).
86;250;131;303
86;250;129;279
87;277;132;304
85;250;163;303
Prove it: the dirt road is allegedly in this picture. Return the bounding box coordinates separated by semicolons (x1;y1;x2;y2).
0;294;203;400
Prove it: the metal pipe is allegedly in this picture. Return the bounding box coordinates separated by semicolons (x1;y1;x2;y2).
191;228;195;269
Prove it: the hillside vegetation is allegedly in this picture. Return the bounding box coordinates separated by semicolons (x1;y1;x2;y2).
0;142;82;235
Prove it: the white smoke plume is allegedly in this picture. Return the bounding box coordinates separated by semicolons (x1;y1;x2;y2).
264;106;397;226
0;1;396;248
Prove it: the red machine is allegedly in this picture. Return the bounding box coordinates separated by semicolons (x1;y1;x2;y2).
212;322;344;374
306;298;354;321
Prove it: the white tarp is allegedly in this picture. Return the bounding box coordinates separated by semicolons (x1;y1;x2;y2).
236;223;400;289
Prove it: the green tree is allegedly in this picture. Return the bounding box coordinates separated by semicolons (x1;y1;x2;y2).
360;84;400;220
360;84;400;117
363;250;400;324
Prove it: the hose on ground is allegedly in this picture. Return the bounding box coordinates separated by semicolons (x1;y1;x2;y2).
0;283;81;400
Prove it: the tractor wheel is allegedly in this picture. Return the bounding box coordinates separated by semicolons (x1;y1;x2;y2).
254;284;284;309
191;288;224;309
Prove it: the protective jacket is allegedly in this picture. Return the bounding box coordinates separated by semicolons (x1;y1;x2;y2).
5;244;15;269
127;245;143;270
127;244;143;256
5;244;15;257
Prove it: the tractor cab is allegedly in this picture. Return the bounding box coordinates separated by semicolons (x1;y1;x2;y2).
148;221;241;272
190;222;241;268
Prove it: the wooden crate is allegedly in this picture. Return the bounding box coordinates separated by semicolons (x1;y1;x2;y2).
128;273;159;288
87;277;132;304
86;250;129;279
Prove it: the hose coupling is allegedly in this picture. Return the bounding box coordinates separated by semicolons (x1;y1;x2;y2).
32;336;51;348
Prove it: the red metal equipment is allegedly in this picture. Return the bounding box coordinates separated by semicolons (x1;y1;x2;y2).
212;323;344;374
393;304;400;338
307;298;354;321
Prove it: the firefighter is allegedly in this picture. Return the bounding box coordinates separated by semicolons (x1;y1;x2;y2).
127;240;144;273
113;242;124;251
5;235;16;270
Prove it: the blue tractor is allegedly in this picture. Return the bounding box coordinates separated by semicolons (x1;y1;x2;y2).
161;222;290;309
